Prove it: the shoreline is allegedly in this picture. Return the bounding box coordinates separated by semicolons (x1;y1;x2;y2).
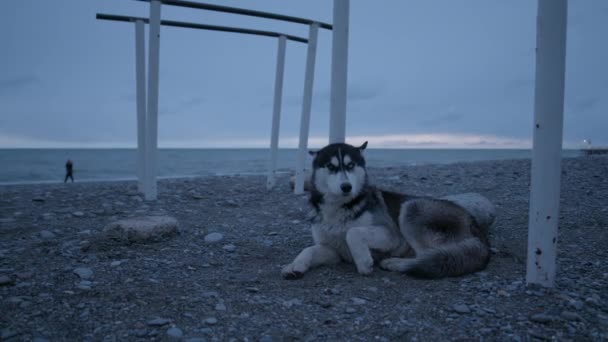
0;154;590;187
1;156;606;340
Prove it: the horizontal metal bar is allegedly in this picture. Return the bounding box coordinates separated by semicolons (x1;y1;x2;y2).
96;13;308;43
134;0;333;30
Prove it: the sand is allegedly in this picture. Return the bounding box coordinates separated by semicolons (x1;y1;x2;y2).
0;156;607;341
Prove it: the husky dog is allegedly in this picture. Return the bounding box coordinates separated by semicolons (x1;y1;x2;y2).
281;142;493;279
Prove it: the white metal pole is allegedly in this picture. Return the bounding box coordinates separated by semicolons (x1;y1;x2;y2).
329;0;349;144
135;20;147;194
267;35;287;190
526;0;568;287
294;23;319;194
144;0;161;200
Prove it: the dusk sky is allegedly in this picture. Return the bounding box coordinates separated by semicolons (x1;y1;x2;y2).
1;0;607;149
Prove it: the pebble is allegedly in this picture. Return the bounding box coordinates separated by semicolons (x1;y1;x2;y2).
204;232;224;243
32;197;45;202
72;211;85;217
73;267;93;280
452;304;471;314
0;275;15;286
529;313;554;323
282;298;302;308
345;307;357;314
1;328;19;340
351;297;367;305
110;260;122;267
147;318;172;326
568;299;584;311
39;230;56;239
167;327;183;339
204;317;218;325
32;337;50;342
560;311;582;321
214;303;226;311
222;244;237;252
77;280;93;290
259;335;273;342
201;291;220;298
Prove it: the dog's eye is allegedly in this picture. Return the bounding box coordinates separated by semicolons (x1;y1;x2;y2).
326;163;337;171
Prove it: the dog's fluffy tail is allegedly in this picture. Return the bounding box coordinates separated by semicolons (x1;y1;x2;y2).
406;237;490;278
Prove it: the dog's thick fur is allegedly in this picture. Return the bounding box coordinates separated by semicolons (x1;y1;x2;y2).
281;142;493;279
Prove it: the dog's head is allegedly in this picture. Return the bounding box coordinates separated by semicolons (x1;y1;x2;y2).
309;141;368;204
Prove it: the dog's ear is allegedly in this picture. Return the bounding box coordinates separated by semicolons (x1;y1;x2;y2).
358;141;368;151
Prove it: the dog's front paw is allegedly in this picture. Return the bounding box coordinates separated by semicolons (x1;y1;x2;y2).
281;263;306;280
354;257;374;276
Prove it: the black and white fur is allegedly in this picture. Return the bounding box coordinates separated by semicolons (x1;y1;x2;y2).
281;142;493;279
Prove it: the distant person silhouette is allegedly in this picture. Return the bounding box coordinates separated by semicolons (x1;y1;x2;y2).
64;159;74;183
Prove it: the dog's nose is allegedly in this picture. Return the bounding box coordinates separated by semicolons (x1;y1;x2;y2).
340;183;352;193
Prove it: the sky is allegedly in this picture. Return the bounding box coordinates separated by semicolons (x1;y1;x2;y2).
1;0;607;149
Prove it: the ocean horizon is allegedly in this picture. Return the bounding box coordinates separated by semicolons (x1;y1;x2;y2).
0;148;583;185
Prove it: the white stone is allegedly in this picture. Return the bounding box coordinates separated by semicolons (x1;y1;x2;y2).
204;232;224;243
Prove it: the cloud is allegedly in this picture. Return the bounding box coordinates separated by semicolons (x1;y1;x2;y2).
0;75;39;95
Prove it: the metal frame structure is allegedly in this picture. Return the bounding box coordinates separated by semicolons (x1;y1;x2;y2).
131;0;342;195
97;0;335;198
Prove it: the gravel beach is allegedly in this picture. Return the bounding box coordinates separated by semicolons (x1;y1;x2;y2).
1;156;607;341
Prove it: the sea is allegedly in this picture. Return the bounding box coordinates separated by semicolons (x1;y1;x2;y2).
0;148;583;185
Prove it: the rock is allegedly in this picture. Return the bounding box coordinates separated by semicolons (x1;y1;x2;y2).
204;317;218;325
214;303;226;311
452;304;471;314
201;291;220;298
204;232;224;243
282;298;302;308
32;197;45;202
560;311;582;321
77;280;92;290
568;299;584;311
351;297;367;305
530;313;554;324
73;267;93;280
259;335;273;342
0;275;15;286
72;211;85;217
147;318;172;326
32;337;50;342
167;327;183;339
222;244;237;252
39;230;56;239
345;307;356;314
103;216;179;243
1;328;18;340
